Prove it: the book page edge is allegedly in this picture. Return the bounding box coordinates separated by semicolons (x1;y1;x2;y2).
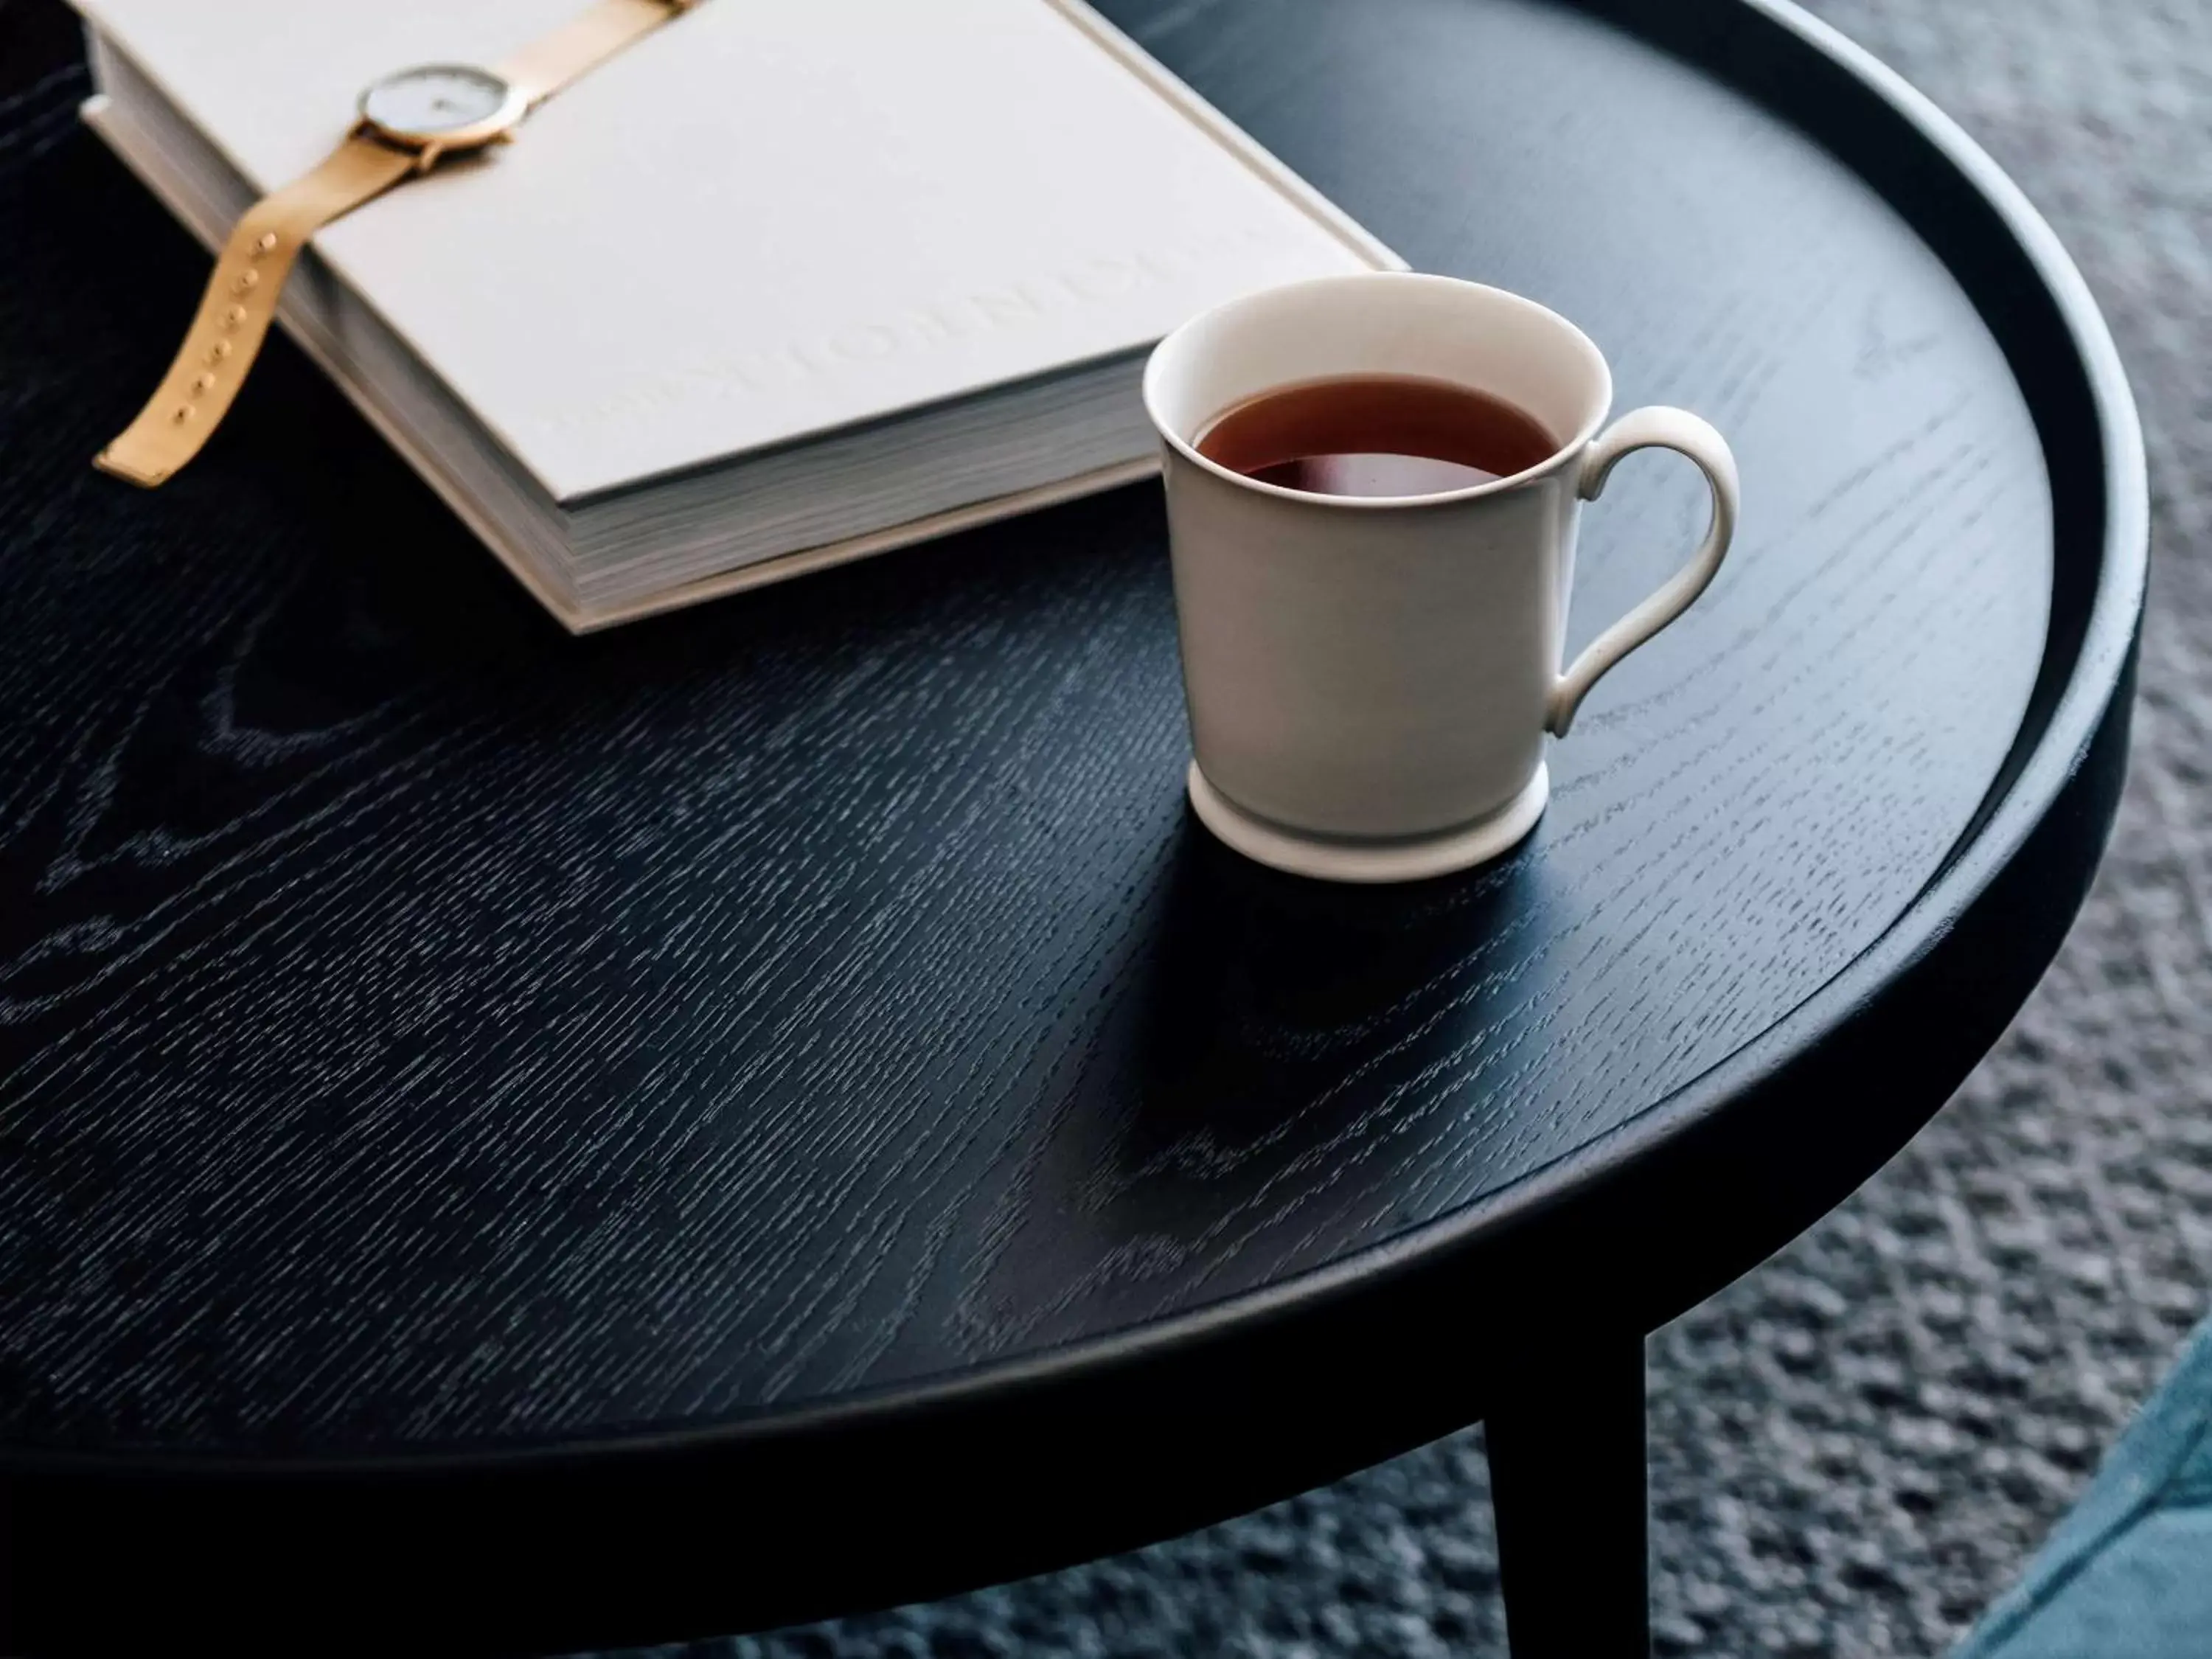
563;456;1162;633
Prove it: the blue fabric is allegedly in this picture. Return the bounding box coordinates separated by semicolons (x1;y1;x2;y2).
1955;1313;2212;1659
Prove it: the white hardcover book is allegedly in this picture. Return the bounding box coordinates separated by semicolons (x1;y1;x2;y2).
71;0;1399;630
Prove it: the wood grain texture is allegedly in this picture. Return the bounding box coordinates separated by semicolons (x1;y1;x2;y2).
0;0;2053;1458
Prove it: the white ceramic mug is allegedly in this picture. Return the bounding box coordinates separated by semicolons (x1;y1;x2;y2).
1144;272;1740;883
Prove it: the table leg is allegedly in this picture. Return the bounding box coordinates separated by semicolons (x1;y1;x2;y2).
1486;1331;1651;1658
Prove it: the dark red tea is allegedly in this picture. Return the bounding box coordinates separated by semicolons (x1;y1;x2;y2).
1195;373;1559;498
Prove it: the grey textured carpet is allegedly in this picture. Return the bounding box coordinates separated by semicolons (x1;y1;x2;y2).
607;4;2212;1656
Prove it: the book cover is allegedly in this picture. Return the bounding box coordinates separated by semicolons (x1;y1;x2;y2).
74;0;1401;624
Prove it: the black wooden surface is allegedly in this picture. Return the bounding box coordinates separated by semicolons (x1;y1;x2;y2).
0;0;2143;1649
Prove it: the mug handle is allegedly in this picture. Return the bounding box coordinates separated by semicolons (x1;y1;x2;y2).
1545;406;1740;737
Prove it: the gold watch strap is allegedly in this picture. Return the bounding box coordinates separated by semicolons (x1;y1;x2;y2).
94;136;414;487
501;0;695;105
96;0;698;487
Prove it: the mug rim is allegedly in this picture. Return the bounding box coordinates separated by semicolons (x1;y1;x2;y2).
1142;271;1615;511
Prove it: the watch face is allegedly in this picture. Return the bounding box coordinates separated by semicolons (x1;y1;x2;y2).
359;65;517;143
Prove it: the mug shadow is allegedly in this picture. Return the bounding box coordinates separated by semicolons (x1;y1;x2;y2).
1043;813;1564;1250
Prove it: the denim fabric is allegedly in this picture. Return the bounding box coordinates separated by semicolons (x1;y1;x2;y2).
1956;1315;2212;1659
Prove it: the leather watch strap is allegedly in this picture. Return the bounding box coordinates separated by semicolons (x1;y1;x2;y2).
95;0;698;487
501;0;695;105
94;137;415;486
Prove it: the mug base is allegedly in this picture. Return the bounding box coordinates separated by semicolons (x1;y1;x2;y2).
1186;762;1549;883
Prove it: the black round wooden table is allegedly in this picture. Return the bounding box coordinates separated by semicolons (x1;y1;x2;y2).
0;0;2146;1653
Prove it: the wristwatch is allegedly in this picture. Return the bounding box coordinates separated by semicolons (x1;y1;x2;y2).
95;0;702;487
